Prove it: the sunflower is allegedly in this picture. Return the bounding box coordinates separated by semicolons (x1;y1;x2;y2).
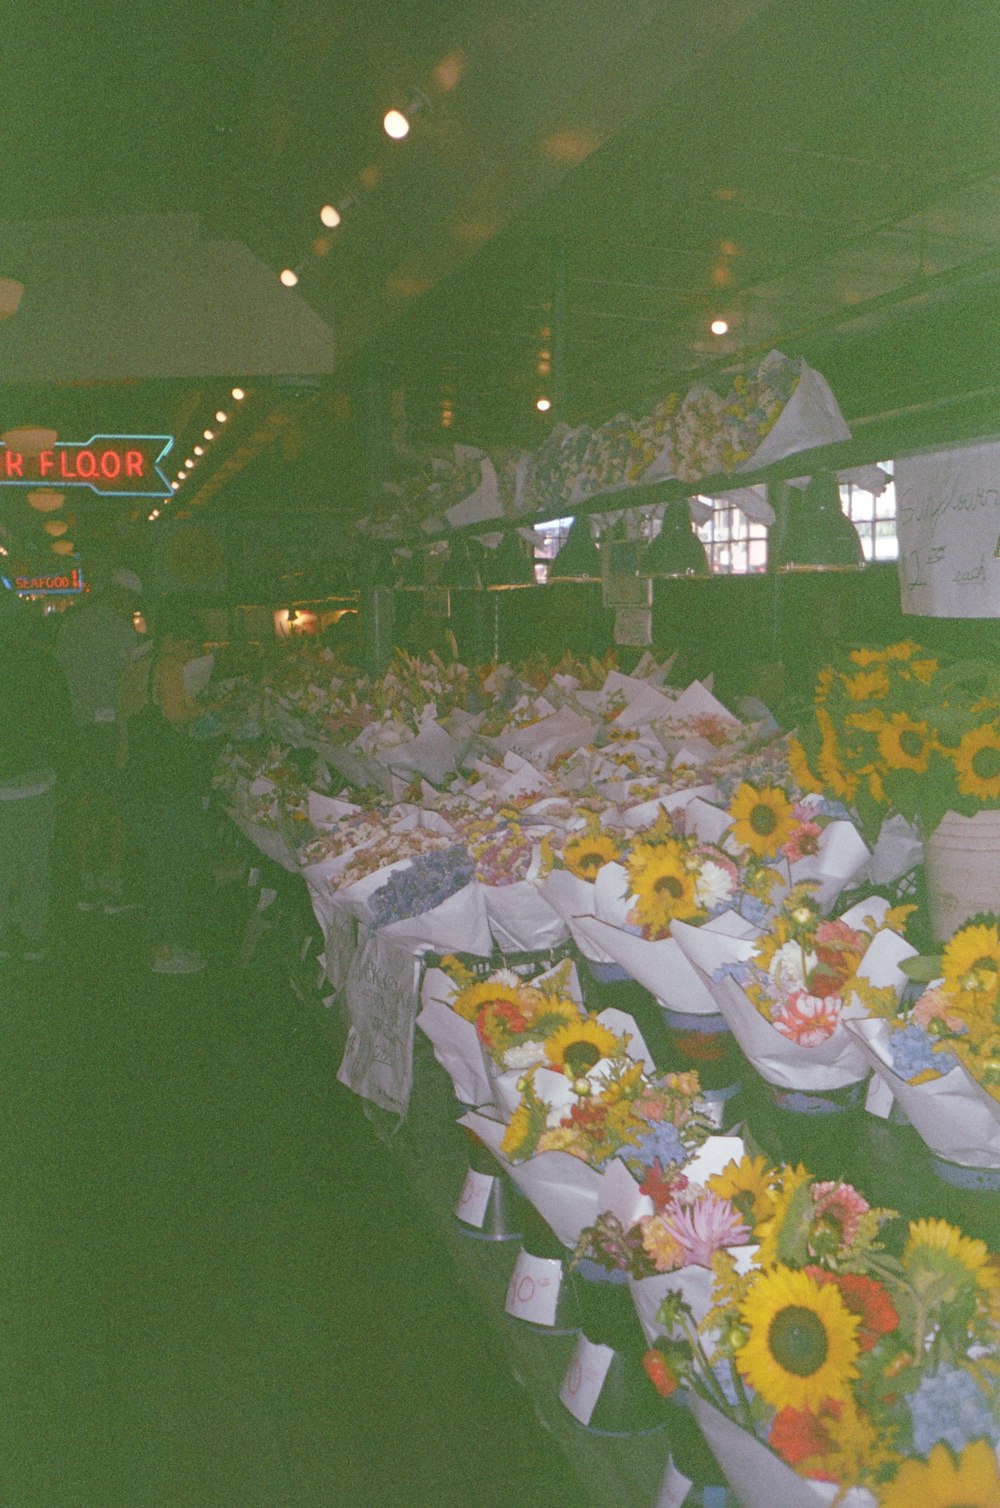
729;782;798;858
451;977;526;1024
816;708;859;803
706;1153;778;1227
877;711;935;773
786;737;822;795
879;1439;1000;1508
562;827;622;881
951;723;1000;802
543;1017;620;1076
903;1217;998;1301
753;1163;813;1269
627;839;702;937
941;921;1000;1013
841;665;891;702
737;1266;860;1413
848;647;888;668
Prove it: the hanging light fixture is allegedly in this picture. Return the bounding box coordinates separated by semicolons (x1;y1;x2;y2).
642;500;710;577
383;91;429;140
3;425;56;455
43;518;68;537
548;516;602;582
0;279;24;318
27;490;64;513
770;473;864;571
51;538;74;555
482;533;535;589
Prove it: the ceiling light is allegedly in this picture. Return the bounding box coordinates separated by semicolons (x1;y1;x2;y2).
548;517;602;583
27;490;64;513
203;430;214;441
231;387;246;401
319;204;341;229
383;109;410;140
642;500;710;577
51;538;73;555
215;410;228;424
184;457;194;468
280;268;299;288
171;482;179;491
535;397;552;413
193;446;204;456
44;518;68;537
770;474;864;572
710;318;729;336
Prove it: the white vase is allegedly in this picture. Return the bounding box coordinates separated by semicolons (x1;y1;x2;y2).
925;808;1000;942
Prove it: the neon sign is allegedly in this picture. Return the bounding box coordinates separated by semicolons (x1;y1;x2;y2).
15;562;85;596
0;435;173;499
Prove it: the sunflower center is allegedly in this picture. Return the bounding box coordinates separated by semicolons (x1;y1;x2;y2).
971;745;1000;780
750;804;778;837
899;729;925;758
768;1305;829;1378
653;874;685;898
578;852;605;874
564;1041;602;1076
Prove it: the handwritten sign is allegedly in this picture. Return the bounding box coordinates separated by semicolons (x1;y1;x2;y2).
337;929;419;1114
895;443;1000;617
504;1251;564;1326
559;1335;615;1426
454;1169;495;1229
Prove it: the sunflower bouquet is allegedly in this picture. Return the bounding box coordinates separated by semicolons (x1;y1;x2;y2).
643;1156;1000;1505
847;916;1000;1174
789;639;1000;844
725;780;871;917
703;890;916;1103
498;1027;708;1170
416;954;585;1109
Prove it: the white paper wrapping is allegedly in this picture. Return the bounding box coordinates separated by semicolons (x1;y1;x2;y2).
846;1017;1000;1168
689;1396;876;1508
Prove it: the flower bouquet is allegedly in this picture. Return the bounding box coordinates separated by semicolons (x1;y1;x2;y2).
848;915;1000;1185
642;1157;1000;1506
698;889;917;1112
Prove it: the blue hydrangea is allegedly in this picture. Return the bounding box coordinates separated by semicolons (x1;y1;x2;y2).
889;1023;960;1082
738;895;770;927
712;959;753;986
368;845;474;928
631;1120;686;1170
907;1365;1000;1456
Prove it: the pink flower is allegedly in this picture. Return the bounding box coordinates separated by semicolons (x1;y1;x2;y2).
810;1181;870;1250
912;986;966;1035
772;991;842;1046
782;821;822;862
659;1192;750;1267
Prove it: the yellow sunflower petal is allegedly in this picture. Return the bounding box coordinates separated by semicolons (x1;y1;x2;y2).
879;1438;1000;1508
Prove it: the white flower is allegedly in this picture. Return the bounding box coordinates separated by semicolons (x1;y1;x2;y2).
767;940;817;990
694;860;737;912
503;1041;547;1072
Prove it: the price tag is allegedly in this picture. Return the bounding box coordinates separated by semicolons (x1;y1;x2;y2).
558;1335;614;1426
504;1251;563;1327
454;1168;494;1228
656;1457;693;1508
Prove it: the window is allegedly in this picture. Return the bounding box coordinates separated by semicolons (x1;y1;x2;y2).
839;462;898;562
695;498;768;574
532;516;574;583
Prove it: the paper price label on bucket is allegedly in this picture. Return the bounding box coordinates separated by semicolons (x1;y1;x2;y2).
504;1251;562;1327
656;1458;694;1508
455;1169;494;1228
559;1336;614;1426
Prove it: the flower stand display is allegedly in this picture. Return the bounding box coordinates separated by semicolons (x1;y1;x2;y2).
560;1263;667;1438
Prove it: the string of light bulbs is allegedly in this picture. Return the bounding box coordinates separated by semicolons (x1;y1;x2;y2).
152;384;248;520
277;90;430;291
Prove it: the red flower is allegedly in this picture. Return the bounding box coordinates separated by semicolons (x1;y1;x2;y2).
804;1267;898;1351
642;1348;678;1398
640;1159;682;1212
769;1401;839;1466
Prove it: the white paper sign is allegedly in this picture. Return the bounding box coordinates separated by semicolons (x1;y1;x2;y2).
559;1335;615;1426
896;442;1000;617
337;930;420;1114
504;1250;564;1326
656;1458;694;1508
455;1168;495;1228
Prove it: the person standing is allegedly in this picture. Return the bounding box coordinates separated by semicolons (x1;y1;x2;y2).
117;600;213;974
0;589;71;962
54;566;142;912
